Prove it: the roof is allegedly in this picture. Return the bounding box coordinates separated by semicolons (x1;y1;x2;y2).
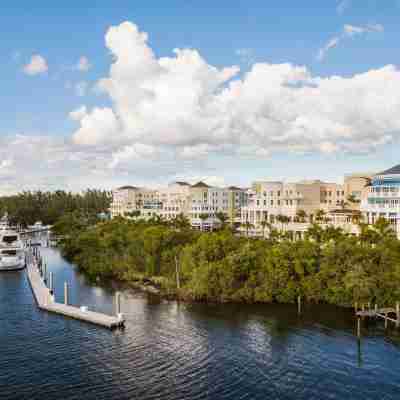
174;181;190;186
191;181;210;188
226;186;243;191
117;185;138;190
378;164;400;176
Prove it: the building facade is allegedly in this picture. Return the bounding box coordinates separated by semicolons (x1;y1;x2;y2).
361;165;400;236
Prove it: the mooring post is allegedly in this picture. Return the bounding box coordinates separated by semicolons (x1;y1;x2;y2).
396;302;400;328
43;263;47;284
64;282;68;305
354;302;358;314
297;295;301;315
357;318;361;339
116;292;123;321
49;272;54;295
385;314;388;329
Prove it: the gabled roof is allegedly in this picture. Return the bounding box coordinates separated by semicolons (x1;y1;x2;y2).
117;185;138;190
226;186;243;191
175;181;190;186
191;181;210;188
378;164;400;176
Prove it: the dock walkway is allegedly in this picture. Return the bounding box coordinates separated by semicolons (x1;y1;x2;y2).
27;257;124;329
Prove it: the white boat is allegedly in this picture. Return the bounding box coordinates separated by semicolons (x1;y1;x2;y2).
0;231;26;271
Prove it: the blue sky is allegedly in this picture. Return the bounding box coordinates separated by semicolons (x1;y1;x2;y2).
1;0;400;193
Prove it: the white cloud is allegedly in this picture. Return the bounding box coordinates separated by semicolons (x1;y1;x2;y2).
317;23;384;61
23;54;48;76
2;21;400;194
76;56;91;72
69;105;87;121
70;21;399;163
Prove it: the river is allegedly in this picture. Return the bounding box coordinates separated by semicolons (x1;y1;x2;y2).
1;246;400;399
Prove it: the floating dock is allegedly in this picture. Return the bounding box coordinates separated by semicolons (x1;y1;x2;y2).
26;256;124;330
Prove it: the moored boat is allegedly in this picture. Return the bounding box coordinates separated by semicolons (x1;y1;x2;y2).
0;231;26;271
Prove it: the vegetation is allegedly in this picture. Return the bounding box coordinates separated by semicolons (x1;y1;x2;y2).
0;190;111;227
55;215;400;307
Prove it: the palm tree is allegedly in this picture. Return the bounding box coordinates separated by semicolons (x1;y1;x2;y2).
296;209;307;223
215;211;229;230
241;221;254;237
199;213;209;231
315;209;326;223
260;219;269;238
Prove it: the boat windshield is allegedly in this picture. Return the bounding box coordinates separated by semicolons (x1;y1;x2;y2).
1;250;17;256
2;235;18;244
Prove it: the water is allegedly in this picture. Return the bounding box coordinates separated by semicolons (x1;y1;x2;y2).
1;247;400;399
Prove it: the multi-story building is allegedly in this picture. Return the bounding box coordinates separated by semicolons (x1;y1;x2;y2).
110;181;247;230
361;164;400;236
110;186;158;218
240;176;369;238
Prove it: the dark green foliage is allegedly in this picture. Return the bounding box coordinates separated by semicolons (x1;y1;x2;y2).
58;216;400;307
0;189;110;227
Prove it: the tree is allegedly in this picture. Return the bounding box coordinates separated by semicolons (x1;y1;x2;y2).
260;219;269;238
199;213;209;231
215;211;229;230
315;209;326;223
296;209;307;223
241;221;254;237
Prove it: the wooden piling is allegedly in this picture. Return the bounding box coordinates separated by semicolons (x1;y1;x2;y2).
357;318;361;338
354;302;358;314
396;302;400;328
297;295;301;315
385;313;388;329
64;282;68;306
49;272;54;295
116;292;121;316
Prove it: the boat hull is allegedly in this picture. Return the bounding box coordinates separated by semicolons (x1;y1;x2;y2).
0;262;26;271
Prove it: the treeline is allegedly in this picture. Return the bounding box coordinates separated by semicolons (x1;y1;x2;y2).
56;215;400;307
0;190;111;227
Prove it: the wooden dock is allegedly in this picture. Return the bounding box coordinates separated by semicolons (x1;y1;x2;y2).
26;256;124;330
355;303;400;337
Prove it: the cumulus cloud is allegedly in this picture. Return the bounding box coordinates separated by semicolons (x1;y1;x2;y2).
76;56;91;72
3;21;400;194
317;23;384;61
70;21;398;162
23;54;48;75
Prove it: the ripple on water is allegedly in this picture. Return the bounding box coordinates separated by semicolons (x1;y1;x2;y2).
1;247;400;399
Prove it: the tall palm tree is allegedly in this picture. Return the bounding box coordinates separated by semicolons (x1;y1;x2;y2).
315;209;326;223
296;209;307;223
241;221;254;237
199;213;209;231
260;219;269;238
215;211;229;230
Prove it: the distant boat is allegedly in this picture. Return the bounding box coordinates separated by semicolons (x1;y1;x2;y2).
0;231;26;271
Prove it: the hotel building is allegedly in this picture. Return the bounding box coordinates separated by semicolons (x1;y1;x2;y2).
361;165;400;236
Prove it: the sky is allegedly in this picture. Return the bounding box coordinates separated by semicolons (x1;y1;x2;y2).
1;0;400;194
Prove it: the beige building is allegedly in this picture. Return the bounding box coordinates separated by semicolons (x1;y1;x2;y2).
110;186;158;218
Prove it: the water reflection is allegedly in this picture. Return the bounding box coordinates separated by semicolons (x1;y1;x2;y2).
1;243;400;399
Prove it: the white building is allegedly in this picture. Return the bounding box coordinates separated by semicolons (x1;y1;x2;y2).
361;164;400;236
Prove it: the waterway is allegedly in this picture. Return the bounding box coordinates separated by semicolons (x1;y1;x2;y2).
1;246;400;399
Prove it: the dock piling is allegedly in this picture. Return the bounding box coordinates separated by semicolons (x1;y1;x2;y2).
357;318;361;339
49;272;54;295
297;295;301;315
64;282;68;305
396;302;400;328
